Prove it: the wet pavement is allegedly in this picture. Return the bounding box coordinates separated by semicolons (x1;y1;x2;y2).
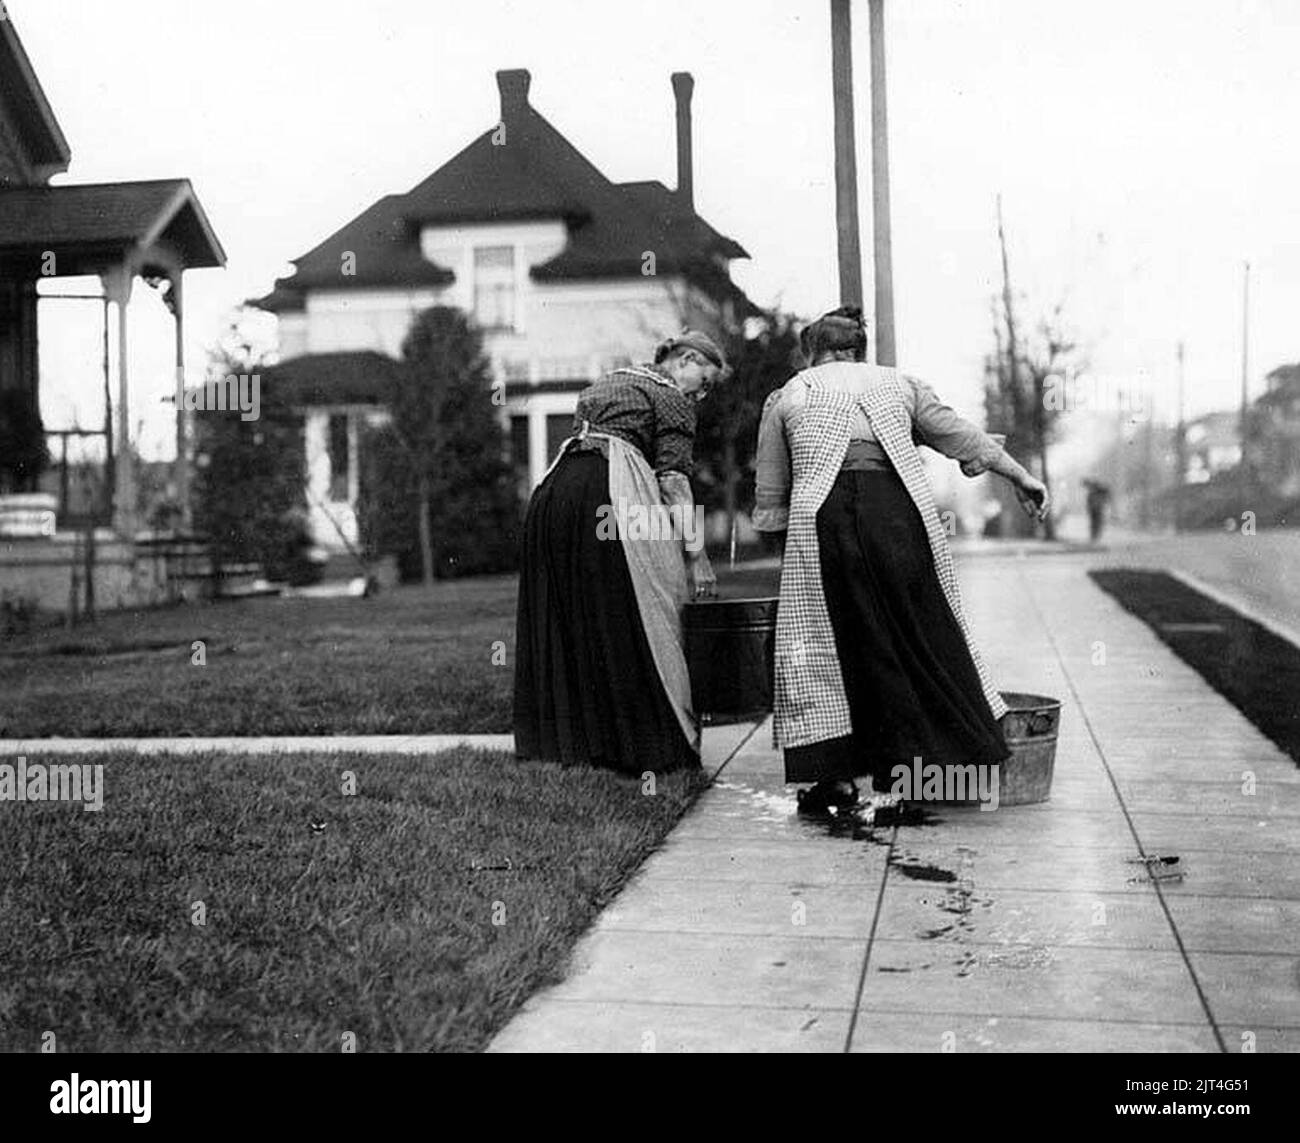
489;552;1300;1053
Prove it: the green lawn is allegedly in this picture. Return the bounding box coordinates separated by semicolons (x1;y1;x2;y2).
0;577;520;738
1;564;781;739
0;747;707;1052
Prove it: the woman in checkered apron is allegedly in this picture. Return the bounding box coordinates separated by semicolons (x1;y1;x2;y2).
753;307;1050;814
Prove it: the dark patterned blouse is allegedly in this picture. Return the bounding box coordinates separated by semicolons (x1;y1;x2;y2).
571;365;697;477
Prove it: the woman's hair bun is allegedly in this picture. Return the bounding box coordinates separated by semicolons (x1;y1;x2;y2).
800;306;868;361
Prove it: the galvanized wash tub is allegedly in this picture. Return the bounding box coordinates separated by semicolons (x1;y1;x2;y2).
936;692;1062;806
683;596;779;717
994;691;1063;805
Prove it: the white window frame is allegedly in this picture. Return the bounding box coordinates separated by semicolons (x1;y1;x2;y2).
472;243;519;334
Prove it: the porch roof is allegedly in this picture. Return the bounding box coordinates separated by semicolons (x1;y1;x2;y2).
0;179;226;275
260;351;405;408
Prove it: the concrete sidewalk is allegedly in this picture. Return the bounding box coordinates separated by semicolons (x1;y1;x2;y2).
0;724;761;769
0;734;517;756
489;553;1300;1053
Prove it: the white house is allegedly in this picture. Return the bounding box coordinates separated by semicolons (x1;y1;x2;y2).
253;69;756;550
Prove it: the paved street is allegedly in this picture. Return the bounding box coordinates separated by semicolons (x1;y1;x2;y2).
489;550;1300;1053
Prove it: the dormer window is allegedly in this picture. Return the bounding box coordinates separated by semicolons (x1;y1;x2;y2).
473;245;516;331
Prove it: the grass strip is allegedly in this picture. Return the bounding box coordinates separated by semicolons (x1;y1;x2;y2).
0;746;708;1051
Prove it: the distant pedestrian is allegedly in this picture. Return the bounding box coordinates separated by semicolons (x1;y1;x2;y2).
1084;479;1112;543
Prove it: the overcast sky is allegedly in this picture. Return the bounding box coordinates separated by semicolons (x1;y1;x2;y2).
14;0;1299;458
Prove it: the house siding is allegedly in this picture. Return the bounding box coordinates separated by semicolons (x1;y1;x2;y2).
277;269;726;540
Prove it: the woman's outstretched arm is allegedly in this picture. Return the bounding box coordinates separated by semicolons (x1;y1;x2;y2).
906;375;1050;519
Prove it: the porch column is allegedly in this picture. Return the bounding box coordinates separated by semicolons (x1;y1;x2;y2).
528;406;547;490
171;272;189;532
102;264;135;537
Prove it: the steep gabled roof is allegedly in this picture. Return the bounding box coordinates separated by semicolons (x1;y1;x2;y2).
398;113;597;227
616;180;746;260
255;195;455;312
254;70;754;315
0;16;72;183
532;173;749;304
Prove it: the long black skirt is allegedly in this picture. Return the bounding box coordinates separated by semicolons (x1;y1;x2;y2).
513;450;699;776
784;468;1009;788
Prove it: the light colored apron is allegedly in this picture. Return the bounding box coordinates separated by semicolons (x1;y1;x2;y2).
774;365;1007;749
543;424;700;754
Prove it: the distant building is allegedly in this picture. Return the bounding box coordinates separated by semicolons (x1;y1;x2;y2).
1253;364;1300;497
1183;411;1242;484
253;69;756;550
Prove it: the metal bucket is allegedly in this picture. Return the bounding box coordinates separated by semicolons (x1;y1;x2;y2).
683;596;778;716
995;691;1063;805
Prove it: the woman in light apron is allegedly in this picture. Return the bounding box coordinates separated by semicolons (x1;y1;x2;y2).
753;307;1049;813
513;331;727;775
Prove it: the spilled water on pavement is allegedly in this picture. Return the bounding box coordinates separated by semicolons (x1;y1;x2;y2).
709;777;1063;980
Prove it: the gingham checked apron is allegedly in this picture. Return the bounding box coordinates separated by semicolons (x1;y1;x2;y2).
774;365;1008;749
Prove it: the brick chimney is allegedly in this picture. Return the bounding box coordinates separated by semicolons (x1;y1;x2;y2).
497;69;531;124
671;72;694;212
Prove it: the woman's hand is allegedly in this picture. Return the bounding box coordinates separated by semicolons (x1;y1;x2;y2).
982;448;1050;522
689;550;718;599
1015;474;1051;520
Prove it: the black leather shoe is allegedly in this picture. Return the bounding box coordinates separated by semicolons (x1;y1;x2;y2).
797;780;859;815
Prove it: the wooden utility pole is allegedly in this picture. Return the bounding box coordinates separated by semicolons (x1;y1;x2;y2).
830;0;864;313
1142;374;1155;529
868;0;896;365
994;194;1037;538
1239;260;1251;473
1175;340;1187;532
996;195;1023;442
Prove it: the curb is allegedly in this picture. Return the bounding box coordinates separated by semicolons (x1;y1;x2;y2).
1166;568;1300;652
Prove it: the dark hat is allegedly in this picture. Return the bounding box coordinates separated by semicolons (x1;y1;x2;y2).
654;329;728;372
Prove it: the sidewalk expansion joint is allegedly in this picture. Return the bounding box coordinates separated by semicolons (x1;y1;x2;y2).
842;823;897;1053
706;716;771;783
